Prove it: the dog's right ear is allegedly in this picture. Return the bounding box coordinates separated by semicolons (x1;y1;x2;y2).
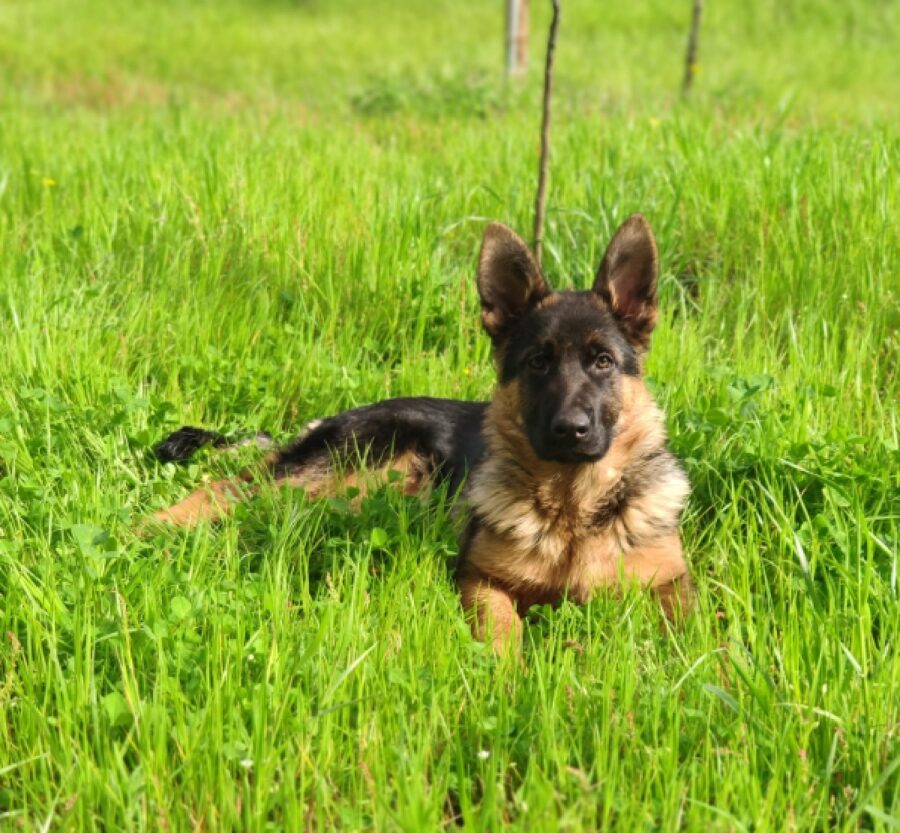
477;223;551;340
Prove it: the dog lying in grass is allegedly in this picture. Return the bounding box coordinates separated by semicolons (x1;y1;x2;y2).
153;215;693;651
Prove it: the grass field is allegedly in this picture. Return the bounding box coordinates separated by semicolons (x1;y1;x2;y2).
1;0;898;829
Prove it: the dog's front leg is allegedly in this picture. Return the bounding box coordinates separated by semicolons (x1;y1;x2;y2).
652;572;695;621
620;533;695;622
457;572;522;654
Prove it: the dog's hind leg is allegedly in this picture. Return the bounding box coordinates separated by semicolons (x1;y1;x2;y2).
150;398;482;528
151;472;254;527
148;421;400;530
267;400;466;500
150;424;276;528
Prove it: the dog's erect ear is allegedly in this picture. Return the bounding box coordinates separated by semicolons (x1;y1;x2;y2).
593;214;659;345
477;223;551;340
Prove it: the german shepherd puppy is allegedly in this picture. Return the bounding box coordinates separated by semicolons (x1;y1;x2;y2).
152;215;693;651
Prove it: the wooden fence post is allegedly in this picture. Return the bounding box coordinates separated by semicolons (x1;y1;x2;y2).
505;0;530;77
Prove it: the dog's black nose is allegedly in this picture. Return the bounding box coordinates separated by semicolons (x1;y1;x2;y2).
551;412;591;442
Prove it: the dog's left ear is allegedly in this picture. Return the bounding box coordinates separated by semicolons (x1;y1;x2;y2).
593;214;659;346
477;223;551;341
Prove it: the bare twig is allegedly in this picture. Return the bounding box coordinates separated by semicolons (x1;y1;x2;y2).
533;0;560;266
681;0;703;97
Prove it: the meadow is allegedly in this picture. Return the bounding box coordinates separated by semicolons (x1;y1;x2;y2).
0;0;898;829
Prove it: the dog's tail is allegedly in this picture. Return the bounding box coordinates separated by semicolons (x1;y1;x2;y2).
150;426;275;527
153;426;274;463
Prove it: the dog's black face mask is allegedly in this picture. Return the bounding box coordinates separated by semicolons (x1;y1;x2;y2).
500;295;638;462
476;215;660;464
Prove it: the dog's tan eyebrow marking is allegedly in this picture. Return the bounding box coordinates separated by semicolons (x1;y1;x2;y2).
581;333;626;366
584;333;615;352
536;293;561;308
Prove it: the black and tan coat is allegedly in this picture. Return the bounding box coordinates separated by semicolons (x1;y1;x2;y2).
152;215;693;652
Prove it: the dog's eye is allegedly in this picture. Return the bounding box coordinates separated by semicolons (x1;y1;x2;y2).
527;354;550;372
594;352;614;371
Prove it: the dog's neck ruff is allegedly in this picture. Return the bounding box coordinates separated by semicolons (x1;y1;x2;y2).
466;387;689;559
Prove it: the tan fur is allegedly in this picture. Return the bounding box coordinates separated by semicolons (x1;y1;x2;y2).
276;450;430;500
458;571;523;654
535;293;562;309
460;376;691;649
152;451;430;529
150;215;692;653
151;477;248;527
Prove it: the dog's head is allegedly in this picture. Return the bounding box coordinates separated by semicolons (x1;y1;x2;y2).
477;214;659;463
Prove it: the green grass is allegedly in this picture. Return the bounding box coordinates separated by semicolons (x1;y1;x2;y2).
1;0;898;829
